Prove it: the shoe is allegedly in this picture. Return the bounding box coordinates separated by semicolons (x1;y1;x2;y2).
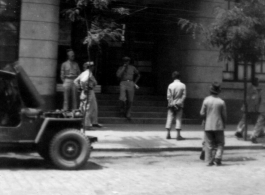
84;126;94;131
213;158;222;166
207;162;214;166
126;113;132;120
176;136;185;141
251;137;258;144
166;134;171;139
92;124;103;128
199;151;205;161
235;132;243;138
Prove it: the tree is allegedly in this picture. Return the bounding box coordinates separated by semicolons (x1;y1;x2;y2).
62;0;129;60
179;0;265;140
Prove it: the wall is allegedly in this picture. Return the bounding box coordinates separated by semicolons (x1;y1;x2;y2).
0;0;20;68
19;0;59;109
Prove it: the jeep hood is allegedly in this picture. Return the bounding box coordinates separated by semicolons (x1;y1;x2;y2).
14;65;45;108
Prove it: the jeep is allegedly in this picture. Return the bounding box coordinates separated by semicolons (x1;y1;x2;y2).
0;64;97;170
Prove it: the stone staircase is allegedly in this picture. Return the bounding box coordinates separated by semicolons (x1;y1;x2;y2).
97;93;200;124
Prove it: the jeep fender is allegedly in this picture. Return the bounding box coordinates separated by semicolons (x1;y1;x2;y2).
35;118;82;144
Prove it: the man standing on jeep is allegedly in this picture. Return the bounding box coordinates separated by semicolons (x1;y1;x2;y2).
61;49;80;111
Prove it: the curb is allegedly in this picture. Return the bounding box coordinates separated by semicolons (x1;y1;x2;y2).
93;145;264;152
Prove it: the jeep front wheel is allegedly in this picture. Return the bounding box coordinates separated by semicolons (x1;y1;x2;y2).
49;129;90;170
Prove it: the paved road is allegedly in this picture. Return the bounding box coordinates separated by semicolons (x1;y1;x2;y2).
0;150;264;195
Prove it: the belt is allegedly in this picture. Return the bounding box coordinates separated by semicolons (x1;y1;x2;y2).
122;80;133;82
65;76;77;79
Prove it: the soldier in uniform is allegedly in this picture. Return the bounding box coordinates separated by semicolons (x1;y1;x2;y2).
116;56;140;120
61;49;80;111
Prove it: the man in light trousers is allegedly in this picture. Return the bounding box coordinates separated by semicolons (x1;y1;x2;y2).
74;62;102;130
165;71;186;140
116;56;140;120
250;86;265;143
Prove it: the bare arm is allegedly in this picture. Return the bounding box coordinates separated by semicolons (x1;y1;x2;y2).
134;67;141;84
74;74;81;87
134;73;141;84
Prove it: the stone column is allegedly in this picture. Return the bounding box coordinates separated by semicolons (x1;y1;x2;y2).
19;0;59;109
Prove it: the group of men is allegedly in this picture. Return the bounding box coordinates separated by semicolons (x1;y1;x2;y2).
235;77;265;143
165;72;265;166
165;73;227;166
60;48;264;166
60;49;141;129
60;49;101;130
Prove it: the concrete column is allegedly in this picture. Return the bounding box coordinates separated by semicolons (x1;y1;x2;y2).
19;0;59;109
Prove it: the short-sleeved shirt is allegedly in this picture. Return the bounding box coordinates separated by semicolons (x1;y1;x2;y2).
61;60;80;81
117;65;139;81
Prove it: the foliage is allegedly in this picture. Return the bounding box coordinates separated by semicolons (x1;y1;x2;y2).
63;0;129;49
178;0;265;63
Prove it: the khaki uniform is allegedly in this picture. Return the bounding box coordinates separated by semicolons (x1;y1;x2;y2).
61;60;80;110
116;65;140;117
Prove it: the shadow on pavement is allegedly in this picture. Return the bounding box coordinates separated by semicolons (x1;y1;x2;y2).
0;156;51;170
80;161;105;170
0;154;104;171
224;157;256;162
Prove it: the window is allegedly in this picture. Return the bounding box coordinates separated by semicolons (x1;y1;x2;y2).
223;57;265;82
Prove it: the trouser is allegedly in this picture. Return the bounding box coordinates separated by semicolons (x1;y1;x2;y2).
119;81;135;116
81;90;98;129
204;131;225;164
251;113;265;138
89;90;98;124
236;112;258;134
63;79;78;111
165;107;183;130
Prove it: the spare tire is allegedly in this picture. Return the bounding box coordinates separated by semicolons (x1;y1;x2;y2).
49;129;91;170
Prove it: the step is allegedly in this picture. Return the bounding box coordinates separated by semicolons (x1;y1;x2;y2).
96;94;165;101
97;100;167;107
98;117;201;124
99;111;167;118
98;106;166;112
102;86;154;95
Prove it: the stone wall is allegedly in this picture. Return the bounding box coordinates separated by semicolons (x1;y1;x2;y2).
19;0;59;109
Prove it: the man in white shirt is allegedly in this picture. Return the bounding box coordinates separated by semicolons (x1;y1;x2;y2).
165;71;186;140
74;61;102;130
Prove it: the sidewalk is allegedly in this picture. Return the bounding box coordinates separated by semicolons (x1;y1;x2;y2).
85;124;265;151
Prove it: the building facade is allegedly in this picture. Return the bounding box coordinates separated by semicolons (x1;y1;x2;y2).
1;0;254;122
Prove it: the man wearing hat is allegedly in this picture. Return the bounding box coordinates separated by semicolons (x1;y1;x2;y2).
165;71;186;140
74;61;102;130
200;82;227;166
61;49;80;111
116;56;140;119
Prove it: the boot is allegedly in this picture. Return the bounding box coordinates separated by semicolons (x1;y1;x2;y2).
176;129;185;140
119;101;126;117
166;129;171;139
126;101;133;120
